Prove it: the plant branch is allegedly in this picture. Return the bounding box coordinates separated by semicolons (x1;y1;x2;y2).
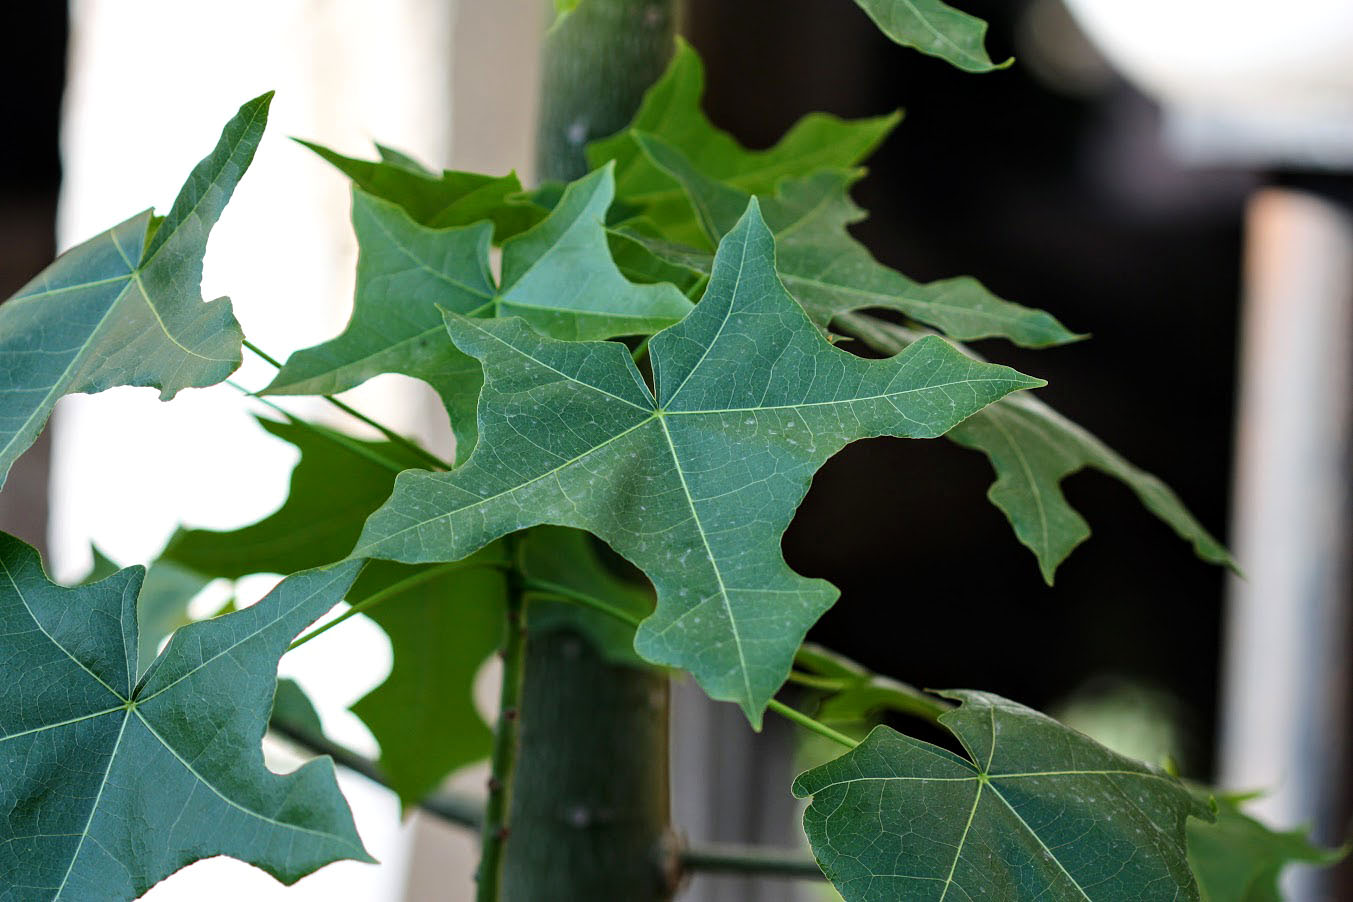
679;841;824;880
477;537;528;900
241;339;453;471
267;714;482;829
267;713;828;881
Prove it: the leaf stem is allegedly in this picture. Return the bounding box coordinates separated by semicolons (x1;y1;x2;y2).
287;560;505;652
477;537;527;900
241;339;453;471
225;380;410;475
785;671;852;691
766;699;860;749
680;841;823;880
521;576;643;628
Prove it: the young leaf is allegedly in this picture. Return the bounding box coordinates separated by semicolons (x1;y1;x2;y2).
587;39;899;247
792;691;1212;901
631;130;1081;348
0;94;270;490
263;165;692;462
843;314;1234;582
353;200;1041;724
0;533;369;897
1187;791;1346;901
296;139;542;239
852;0;1013;73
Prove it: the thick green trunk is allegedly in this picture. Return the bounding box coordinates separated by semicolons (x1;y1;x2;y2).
483;3;681;900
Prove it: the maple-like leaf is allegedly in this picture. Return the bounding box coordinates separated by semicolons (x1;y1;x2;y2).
587;39;900;248
629;130;1082;348
843;314;1233;582
0;94;269;489
852;0;1013;73
793;691;1212;901
353;200;1041;723
264;164;691;462
0;533;368;898
1187;790;1346;901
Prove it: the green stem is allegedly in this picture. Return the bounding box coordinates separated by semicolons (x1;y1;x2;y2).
766;699;860;750
477;538;527;900
241;339;453;471
785;671;852;691
225;380;409;475
521;577;642;628
287;560;505;652
680;841;823;880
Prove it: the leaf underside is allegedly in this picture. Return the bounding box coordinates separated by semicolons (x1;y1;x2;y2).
354;201;1039;724
0;534;368;899
793;690;1211;901
0;93;270;489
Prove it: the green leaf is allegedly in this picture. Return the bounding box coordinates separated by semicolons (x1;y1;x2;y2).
132;560;213;677
1187;791;1346;901
630;130;1082;348
842;313;1233;582
792;690;1212;901
587;39;900;247
0;93;269;490
272;678;324;737
0;533;369;897
852;0;1013;73
264;165;692;462
353;200;1040;723
163;415;427;578
297;139;542;238
348;555;507;808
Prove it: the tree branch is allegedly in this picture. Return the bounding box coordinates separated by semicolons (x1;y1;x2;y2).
266;714;826;881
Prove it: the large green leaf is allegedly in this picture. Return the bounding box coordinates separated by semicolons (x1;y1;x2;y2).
1187;791;1346;901
587;39;899;247
0;533;368;897
296;140;542;239
630;130;1081;348
264;164;692;462
793;690;1211;901
852;0;1012;73
0;94;269;490
842;314;1233;582
353;200;1040;723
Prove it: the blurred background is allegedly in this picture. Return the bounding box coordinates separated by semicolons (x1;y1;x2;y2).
1;0;1348;899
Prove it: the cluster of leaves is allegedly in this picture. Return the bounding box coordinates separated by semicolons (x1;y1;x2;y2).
0;5;1334;899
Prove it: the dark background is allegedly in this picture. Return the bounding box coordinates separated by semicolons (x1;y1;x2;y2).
688;0;1241;779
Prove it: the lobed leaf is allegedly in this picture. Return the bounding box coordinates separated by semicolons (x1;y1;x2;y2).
0;94;270;490
841;314;1234;582
630;129;1082;348
587;39;899;247
0;533;368;898
353;200;1041;724
851;0;1012;73
264;165;691;462
1187;790;1346;901
793;691;1211;901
